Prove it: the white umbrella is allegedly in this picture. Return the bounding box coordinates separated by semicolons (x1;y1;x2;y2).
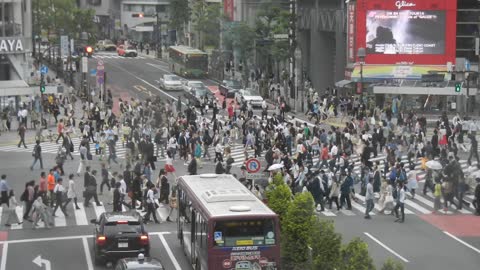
268;164;284;171
469;170;480;179
425;160;442;170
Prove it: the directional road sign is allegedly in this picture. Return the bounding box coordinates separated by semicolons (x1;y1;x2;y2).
40;66;48;75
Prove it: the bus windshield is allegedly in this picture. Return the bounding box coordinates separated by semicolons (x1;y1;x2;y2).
213;219;276;247
186;55;207;70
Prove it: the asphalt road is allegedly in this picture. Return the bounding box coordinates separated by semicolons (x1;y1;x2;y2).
1;53;480;269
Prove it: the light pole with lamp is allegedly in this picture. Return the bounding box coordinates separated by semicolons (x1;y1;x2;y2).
357;47;366;101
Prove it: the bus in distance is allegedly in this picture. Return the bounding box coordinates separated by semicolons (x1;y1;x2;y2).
168;45;208;78
177;174;281;270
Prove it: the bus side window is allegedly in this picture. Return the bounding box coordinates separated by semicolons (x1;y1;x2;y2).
202;219;207;248
195;212;203;247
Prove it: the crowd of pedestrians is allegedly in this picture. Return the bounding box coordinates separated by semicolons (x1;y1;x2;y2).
2;79;480;230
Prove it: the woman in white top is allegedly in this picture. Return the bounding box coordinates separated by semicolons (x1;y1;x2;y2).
64;174;80;210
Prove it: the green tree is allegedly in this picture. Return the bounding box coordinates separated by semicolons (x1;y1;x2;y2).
169;0;190;42
191;1;221;49
381;258;404;270
340;238;376;270
265;172;292;224
311;219;342;270
36;0;96;41
282;192;316;270
254;2;292;74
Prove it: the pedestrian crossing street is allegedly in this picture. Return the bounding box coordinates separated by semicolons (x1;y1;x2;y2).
0;137;255;167
315;192;477;218
0;200;171;230
92;53;146;60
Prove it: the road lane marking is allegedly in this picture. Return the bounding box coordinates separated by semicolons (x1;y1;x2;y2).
158;234;181;270
0;242;8;270
364;232;410;263
82;237;94;270
444;231;480;255
146;62;170;73
0;232;170;244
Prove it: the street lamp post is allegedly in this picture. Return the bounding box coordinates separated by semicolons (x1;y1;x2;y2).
357;48;366;100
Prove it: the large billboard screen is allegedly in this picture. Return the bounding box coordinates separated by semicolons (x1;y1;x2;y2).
354;0;457;65
366;10;445;55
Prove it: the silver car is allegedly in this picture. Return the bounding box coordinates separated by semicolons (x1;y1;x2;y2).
160;74;183;91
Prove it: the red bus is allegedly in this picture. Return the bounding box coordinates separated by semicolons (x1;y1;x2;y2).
177;174;281;270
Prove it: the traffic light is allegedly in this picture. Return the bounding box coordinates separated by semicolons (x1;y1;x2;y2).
132;13;144;18
85;46;93;54
40;75;46;93
455;82;461;93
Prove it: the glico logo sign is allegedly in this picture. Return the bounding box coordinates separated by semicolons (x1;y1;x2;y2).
395;0;416;9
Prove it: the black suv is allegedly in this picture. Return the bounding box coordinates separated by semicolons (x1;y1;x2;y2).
91;211;150;265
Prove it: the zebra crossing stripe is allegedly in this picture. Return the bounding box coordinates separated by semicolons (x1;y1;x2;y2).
319;208;337;217
156;205;170;222
355;193;414;214
11;206;24;230
54;208;67;227
350;199;375;215
93;203;106;219
339;209;355;216
404;199;431;214
74;204;89;226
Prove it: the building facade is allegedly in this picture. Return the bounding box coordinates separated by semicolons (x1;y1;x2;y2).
297;0;347;93
120;0;171;42
0;0;34;97
79;0;122;40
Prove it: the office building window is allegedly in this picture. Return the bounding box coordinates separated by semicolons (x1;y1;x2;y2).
156;5;166;13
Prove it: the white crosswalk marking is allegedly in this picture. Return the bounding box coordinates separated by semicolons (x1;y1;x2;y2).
319;208;337;217
0;188;476;229
11;206;24;230
355;193;414;214
73;204;89;226
93;203;106;219
92;54;145;60
53;208;67;227
404;199;431;214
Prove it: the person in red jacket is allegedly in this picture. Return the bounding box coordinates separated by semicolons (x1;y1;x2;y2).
316;144;330;169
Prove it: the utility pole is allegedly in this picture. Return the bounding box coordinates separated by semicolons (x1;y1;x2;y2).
289;0;297;111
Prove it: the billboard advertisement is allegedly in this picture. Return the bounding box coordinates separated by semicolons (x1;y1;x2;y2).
356;0;457;65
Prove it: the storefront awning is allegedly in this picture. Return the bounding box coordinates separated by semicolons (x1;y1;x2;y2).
335;79;353;88
351;65;448;82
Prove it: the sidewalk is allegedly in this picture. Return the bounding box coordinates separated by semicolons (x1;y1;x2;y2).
0;67;83;146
